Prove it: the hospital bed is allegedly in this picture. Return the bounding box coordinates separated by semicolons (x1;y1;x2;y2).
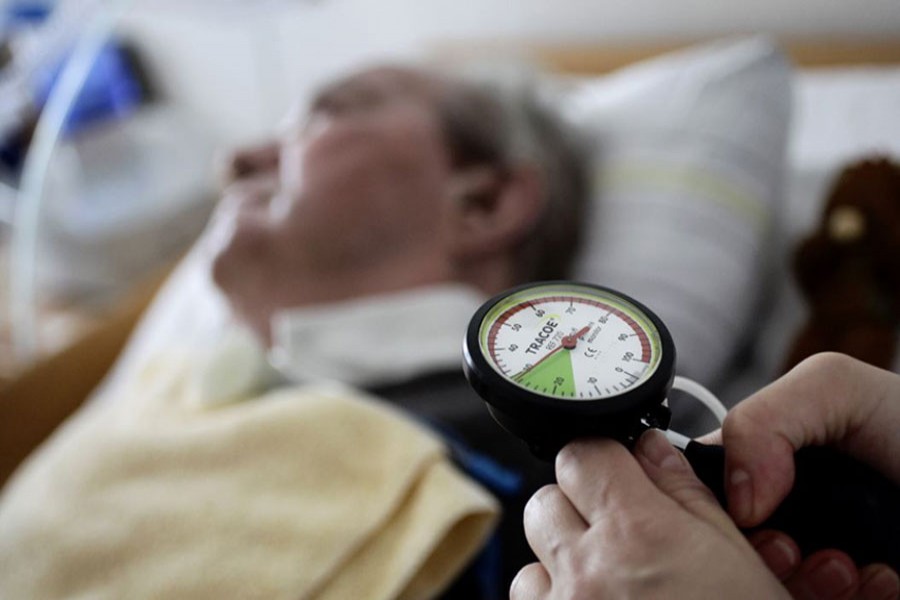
2;36;899;489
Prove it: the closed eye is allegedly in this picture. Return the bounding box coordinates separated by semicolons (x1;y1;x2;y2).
310;82;386;117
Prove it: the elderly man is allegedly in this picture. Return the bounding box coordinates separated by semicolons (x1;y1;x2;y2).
212;65;588;594
212;65;584;337
0;64;588;599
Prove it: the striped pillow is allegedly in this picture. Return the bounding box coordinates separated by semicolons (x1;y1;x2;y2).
567;37;792;393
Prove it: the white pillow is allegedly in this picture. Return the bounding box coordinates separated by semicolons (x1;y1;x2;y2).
97;39;792;416
566;37;793;393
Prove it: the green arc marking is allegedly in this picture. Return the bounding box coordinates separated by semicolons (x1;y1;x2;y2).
515;349;575;398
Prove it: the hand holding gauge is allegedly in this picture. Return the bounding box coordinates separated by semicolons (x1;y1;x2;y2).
463;281;900;571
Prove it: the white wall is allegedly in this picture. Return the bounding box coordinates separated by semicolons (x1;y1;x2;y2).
119;0;900;144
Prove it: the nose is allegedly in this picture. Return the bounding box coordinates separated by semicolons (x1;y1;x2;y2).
279;137;305;194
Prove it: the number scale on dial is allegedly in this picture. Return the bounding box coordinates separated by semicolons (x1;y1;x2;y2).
482;295;660;400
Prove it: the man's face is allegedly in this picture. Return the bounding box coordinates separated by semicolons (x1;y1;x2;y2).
211;66;456;307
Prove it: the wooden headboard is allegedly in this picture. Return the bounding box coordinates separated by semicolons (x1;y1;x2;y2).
436;37;900;74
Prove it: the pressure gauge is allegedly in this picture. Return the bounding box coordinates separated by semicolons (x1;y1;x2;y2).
463;281;675;456
462;281;900;571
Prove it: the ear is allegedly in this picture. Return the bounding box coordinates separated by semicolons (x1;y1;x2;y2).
443;165;545;261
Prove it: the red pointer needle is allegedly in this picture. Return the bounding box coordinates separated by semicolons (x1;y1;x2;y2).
513;325;590;380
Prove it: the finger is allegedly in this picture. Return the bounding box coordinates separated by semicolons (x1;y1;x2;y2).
747;530;801;581
698;427;722;446
722;353;900;527
856;564;900;600
784;550;859;600
555;438;661;525
523;484;588;570
510;563;551;600
633;430;741;541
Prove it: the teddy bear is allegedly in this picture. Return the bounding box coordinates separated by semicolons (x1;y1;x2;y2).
783;157;900;373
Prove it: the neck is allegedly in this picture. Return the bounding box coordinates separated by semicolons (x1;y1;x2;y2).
451;255;520;298
221;259;456;345
217;243;522;345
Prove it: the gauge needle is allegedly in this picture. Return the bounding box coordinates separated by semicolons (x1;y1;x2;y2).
514;325;590;381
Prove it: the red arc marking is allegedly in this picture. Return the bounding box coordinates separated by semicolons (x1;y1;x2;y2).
514;325;590;380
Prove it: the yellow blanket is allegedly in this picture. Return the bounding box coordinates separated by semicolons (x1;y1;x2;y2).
0;355;498;599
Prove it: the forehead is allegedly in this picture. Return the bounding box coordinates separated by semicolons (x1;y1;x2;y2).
313;65;445;106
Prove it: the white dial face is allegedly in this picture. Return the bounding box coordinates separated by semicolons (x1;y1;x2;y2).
479;285;662;400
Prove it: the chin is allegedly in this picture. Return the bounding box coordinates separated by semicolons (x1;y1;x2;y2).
210;219;269;291
209;239;238;296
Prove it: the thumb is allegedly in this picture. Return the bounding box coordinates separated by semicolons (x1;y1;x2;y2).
634;429;742;541
722;353;900;527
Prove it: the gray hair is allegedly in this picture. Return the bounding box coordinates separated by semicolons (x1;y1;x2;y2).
437;66;589;282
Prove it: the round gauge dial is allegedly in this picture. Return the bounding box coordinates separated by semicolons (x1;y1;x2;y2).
477;283;662;401
463;281;676;454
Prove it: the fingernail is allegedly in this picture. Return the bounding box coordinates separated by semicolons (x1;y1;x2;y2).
728;467;753;524
807;558;855;598
763;538;799;579
637;429;687;471
861;567;900;600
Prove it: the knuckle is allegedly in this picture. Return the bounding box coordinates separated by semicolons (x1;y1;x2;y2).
556;439;626;493
555;444;584;493
791;352;857;399
726;352;862;447
510;563;546;599
796;351;855;375
555;443;582;478
723;396;771;443
523;485;561;529
721;408;747;442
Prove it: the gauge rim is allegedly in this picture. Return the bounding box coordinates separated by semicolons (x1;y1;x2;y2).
463;280;676;421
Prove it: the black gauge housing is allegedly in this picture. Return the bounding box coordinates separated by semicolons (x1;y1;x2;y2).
463;281;676;458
